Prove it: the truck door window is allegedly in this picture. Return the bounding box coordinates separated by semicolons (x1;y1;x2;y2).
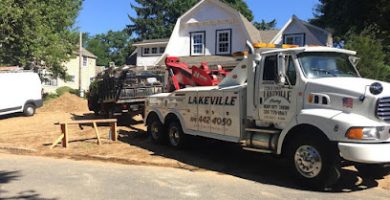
263;55;278;82
286;56;296;85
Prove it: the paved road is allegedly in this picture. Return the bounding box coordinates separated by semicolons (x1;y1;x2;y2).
0;155;389;200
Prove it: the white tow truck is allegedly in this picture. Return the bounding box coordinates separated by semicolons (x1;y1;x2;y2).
144;42;390;188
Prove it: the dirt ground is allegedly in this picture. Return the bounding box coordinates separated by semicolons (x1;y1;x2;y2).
0;93;389;192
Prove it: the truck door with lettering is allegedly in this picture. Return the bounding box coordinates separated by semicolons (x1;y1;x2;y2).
258;54;297;128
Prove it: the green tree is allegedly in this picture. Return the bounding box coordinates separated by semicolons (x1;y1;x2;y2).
310;0;390;63
344;30;390;81
85;30;133;66
0;0;82;78
128;0;254;40
253;19;277;31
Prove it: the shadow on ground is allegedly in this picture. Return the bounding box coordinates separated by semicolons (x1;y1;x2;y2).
0;171;56;200
118;126;382;193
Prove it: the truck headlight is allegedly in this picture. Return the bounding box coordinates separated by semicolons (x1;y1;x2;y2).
346;127;383;140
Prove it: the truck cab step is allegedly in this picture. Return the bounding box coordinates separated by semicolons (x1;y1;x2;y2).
245;128;280;134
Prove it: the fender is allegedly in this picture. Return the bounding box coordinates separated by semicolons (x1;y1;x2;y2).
144;108;165;126
164;109;187;131
276;109;342;154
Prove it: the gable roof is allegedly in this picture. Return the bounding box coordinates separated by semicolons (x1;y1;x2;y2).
177;0;262;43
133;38;169;46
74;47;97;59
270;15;330;44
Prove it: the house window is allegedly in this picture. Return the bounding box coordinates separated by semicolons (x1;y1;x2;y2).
283;33;305;46
83;56;88;66
143;48;150;55
159;47;165;54
191;31;205;55
216;29;232;55
152;47;158;54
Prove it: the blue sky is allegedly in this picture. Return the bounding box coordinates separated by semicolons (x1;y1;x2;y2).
76;0;320;35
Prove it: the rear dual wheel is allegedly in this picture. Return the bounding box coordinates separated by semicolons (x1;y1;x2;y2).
147;116;167;144
167;121;186;149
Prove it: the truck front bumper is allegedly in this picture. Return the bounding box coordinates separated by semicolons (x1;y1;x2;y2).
338;142;390;164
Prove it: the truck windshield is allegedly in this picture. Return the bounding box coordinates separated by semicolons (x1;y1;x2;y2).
297;52;359;79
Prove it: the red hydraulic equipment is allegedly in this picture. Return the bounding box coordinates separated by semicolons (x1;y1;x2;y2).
165;56;228;92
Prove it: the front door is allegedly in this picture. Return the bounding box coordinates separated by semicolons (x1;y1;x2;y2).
258;54;297;128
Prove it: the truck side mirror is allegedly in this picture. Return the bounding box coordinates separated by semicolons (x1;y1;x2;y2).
277;54;287;85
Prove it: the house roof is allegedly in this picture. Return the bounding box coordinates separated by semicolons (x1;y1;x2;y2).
133;38;170;46
270;15;330;45
74;48;97;59
259;30;280;43
157;55;241;67
239;13;262;43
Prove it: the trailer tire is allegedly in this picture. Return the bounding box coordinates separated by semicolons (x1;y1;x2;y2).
167;120;186;149
355;164;390;179
23;104;36;117
286;134;340;190
147;116;167;144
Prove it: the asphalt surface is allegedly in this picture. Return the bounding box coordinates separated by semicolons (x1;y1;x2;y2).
0;154;389;200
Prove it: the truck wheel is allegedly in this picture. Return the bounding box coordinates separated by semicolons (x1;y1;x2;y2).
355;164;390;178
23;104;36;117
167;120;186;149
147;116;166;144
287;135;340;189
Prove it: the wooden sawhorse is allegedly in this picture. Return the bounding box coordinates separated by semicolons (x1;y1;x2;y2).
50;119;117;149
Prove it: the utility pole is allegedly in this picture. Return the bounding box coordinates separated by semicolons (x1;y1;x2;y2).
79;32;84;97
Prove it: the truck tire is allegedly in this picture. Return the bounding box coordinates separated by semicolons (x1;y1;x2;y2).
167;120;186;149
23;104;36;117
355;164;390;179
147;116;166;144
286;135;340;190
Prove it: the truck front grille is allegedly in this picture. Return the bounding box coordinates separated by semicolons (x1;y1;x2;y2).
376;97;390;121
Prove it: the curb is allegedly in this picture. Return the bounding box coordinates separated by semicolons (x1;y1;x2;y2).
0;146;37;154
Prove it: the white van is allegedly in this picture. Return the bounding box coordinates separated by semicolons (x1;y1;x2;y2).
0;71;43;116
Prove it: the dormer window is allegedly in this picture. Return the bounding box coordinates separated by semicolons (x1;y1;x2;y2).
143;48;150;55
283;33;305;46
216;29;232;55
190;31;205;56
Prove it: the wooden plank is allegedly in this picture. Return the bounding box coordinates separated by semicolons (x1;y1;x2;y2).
57;119;117;125
110;122;118;141
61;124;69;148
50;134;64;149
93;122;101;145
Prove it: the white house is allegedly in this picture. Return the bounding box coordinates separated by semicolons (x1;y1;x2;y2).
42;48;97;94
131;0;333;71
269;15;332;46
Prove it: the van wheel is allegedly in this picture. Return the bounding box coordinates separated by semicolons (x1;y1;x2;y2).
23;104;36;116
167;120;186;149
147;116;166;144
286;135;340;190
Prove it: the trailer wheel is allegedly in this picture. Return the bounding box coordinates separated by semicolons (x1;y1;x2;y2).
355;164;390;179
147;116;166;144
23;104;36;117
167;120;186;149
286;135;340;190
